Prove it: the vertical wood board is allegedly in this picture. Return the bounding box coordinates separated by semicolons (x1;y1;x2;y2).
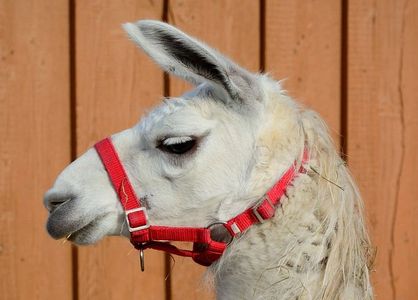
391;2;418;298
347;0;418;299
0;0;72;299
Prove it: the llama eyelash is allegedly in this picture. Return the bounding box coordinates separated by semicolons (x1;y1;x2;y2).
162;136;193;146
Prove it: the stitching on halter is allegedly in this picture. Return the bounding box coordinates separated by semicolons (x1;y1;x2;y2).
120;178;129;207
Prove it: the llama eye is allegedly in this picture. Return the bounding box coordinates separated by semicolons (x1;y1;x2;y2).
159;137;196;155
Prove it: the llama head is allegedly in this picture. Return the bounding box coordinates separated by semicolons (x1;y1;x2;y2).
44;20;304;245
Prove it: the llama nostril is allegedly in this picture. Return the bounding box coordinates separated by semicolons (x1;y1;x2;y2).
49;200;65;210
46;198;69;212
44;190;72;212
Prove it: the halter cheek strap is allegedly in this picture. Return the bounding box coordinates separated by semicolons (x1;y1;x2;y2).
95;137;308;269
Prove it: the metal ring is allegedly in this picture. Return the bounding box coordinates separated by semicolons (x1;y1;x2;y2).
206;221;227;228
206;222;233;246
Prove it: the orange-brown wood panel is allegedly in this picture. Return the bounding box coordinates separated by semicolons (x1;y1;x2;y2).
265;0;342;144
75;1;166;299
347;1;418;299
167;1;260;299
391;2;418;297
0;0;72;299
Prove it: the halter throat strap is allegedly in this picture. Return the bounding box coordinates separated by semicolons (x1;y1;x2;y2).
95;137;308;268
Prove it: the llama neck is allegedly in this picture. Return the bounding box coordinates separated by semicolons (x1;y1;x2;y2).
210;151;372;300
206;87;372;299
211;170;326;299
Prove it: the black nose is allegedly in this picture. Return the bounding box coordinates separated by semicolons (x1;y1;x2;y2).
44;190;71;212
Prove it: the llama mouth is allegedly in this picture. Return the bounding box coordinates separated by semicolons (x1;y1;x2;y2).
46;198;101;240
47;213;107;245
64;219;104;245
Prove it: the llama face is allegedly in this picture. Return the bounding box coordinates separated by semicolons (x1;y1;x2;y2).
44;86;258;245
43;21;274;245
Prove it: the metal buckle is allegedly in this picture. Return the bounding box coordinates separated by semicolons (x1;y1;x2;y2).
252;195;275;223
125;207;150;232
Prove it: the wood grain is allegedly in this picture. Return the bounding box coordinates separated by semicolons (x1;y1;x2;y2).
347;0;418;299
265;0;342;144
167;1;260;299
75;1;166;299
391;2;418;297
0;0;72;299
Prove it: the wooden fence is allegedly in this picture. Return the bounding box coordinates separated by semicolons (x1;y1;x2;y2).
1;0;417;299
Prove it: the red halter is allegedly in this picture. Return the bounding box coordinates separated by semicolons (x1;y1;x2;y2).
95;137;308;270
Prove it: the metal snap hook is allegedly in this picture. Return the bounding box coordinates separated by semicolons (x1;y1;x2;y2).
139;248;145;272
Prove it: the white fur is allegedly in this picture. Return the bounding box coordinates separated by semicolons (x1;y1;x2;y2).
44;20;373;299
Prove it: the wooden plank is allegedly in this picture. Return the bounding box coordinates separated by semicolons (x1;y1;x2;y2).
347;1;418;299
265;0;342;144
391;2;418;297
75;1;166;299
0;0;72;299
167;1;260;299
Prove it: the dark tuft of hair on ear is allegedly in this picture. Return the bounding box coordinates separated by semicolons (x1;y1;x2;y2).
141;27;238;100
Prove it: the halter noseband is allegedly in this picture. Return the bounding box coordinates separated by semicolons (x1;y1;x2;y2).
95;137;308;271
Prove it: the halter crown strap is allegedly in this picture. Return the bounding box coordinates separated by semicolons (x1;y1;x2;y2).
95;137;308;267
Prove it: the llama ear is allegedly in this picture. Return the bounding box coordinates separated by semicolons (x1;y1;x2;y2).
122;20;259;103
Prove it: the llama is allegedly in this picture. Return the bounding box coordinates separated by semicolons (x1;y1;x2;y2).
44;20;373;299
